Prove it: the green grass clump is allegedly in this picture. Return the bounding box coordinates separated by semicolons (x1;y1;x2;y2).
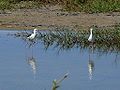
0;0;120;12
89;0;120;13
0;0;12;10
0;0;41;10
62;0;120;12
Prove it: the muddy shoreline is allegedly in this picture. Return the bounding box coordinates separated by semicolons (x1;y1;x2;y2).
0;6;120;30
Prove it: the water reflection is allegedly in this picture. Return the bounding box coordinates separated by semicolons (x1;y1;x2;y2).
12;31;38;75
11;28;120;78
88;56;94;80
2;29;120;90
88;45;95;80
25;37;38;76
11;28;120;68
113;52;120;66
27;56;37;75
11;26;120;54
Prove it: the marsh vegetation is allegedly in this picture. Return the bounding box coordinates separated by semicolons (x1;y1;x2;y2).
13;26;120;53
0;0;120;12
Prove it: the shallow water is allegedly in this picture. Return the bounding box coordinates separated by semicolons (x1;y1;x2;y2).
0;30;120;90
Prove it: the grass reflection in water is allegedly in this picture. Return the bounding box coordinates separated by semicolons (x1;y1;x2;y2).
13;26;120;54
10;26;120;90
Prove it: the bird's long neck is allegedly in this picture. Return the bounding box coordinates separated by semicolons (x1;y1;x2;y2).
33;30;36;34
90;29;92;36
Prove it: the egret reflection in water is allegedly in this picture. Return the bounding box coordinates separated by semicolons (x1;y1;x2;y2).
26;41;37;76
27;56;37;75
88;54;94;80
11;30;38;75
88;44;95;80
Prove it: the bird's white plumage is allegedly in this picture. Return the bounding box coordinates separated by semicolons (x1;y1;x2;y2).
88;28;93;42
27;28;37;40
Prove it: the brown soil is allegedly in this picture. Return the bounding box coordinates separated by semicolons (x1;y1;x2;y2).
0;6;120;30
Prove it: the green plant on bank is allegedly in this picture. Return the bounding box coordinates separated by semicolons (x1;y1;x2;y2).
90;0;120;13
0;0;11;10
0;0;120;12
0;0;41;10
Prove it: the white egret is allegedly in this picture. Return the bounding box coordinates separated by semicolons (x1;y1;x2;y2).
27;28;37;40
88;28;93;42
